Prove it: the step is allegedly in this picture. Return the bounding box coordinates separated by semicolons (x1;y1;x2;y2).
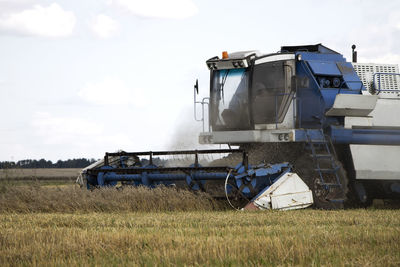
308;140;327;144
313;154;333;159
327;198;345;203
316;167;340;173
321;183;342;187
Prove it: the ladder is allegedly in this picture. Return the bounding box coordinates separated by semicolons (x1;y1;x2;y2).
305;129;343;194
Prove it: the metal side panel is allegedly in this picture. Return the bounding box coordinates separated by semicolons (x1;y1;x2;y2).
344;97;400;179
326;94;378;117
199;129;296;144
271;191;313;210
199;129;325;144
251;172;313;210
308;60;342;76
344;117;373;129
344;98;400;129
351;145;400;180
265;172;310;194
368;98;400;127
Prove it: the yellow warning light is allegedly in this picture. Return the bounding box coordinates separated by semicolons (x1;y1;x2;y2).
222;51;228;59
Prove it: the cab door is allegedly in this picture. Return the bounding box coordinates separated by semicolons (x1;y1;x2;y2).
250;59;295;125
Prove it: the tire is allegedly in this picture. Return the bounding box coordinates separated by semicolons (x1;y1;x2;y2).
345;181;373;208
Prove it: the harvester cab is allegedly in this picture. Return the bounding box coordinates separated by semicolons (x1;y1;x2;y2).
199;44;368;143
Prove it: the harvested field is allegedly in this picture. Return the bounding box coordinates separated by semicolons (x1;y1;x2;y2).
0;168;81;179
0;181;400;266
0;209;399;266
0;168;80;185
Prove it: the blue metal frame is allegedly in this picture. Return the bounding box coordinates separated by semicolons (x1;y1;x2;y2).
329;126;400;145
295;51;365;129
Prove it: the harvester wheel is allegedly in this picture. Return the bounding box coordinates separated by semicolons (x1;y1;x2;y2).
345;181;373;208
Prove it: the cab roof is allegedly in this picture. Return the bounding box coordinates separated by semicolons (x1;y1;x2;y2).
280;44;340;54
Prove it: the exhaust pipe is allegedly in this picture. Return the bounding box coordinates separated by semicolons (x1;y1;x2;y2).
352;44;357;63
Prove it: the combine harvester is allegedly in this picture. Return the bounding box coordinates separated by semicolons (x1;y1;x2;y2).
78;44;400;210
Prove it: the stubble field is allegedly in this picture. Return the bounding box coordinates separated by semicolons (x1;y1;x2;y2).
0;171;400;266
0;168;80;185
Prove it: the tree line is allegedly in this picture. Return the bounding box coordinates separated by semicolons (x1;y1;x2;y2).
0;158;97;169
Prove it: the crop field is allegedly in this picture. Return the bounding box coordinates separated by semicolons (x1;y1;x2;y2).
1;172;400;266
0;168;80;185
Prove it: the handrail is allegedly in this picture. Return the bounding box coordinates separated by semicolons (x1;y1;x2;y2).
372;72;400;94
201;98;210;132
272;92;300;129
194;85;210;132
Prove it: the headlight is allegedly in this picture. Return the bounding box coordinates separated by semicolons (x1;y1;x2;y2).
333;77;341;88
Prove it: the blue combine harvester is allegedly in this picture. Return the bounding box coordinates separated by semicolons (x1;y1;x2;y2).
79;44;400;210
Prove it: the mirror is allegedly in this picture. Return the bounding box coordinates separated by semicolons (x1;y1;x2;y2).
194;79;199;94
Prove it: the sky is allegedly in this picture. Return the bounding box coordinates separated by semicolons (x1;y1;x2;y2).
0;0;399;161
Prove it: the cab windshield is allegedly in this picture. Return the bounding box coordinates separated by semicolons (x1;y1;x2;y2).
210;69;251;130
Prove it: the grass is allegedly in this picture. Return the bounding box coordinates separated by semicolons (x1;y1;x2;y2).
0;183;399;266
0;210;399;266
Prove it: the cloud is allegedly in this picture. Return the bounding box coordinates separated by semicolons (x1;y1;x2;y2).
31;112;135;156
32;112;102;136
31;112;102;145
0;0;32;3
90;14;119;38
0;3;76;37
343;7;400;65
111;0;198;19
359;53;400;65
78;77;147;106
0;0;34;13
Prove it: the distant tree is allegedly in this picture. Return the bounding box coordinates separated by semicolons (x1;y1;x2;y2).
0;158;97;169
0;161;16;169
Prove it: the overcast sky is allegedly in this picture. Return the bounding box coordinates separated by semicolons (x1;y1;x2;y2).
0;0;399;161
